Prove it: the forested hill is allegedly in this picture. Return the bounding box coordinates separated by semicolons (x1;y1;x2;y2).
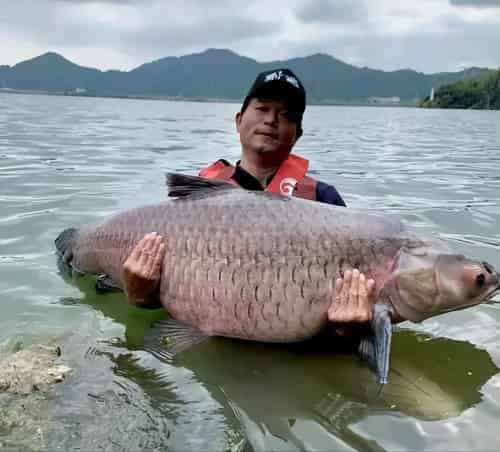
0;49;492;104
421;69;500;109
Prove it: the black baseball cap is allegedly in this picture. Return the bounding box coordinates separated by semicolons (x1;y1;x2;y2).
241;68;306;129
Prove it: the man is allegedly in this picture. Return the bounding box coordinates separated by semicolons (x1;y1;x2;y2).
198;69;346;205
122;69;375;328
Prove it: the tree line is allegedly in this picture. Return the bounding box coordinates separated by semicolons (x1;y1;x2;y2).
421;69;500;109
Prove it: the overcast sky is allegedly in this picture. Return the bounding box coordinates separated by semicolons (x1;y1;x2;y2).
1;0;499;73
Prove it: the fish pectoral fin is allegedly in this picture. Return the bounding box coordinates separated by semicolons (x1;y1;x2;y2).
358;303;393;390
95;274;122;294
143;318;210;362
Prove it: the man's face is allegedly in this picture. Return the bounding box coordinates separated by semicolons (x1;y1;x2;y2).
236;98;299;160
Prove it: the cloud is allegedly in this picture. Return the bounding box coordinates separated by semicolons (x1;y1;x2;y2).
53;0;146;3
243;9;500;73
0;0;279;68
294;0;368;25
128;18;278;57
0;0;499;73
354;17;500;72
450;0;500;7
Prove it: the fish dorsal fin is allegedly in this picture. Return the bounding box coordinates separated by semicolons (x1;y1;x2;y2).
165;172;236;198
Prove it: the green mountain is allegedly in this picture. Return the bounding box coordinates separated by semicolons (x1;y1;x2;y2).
128;48;260;99
0;49;494;103
421;69;500;109
0;52;131;95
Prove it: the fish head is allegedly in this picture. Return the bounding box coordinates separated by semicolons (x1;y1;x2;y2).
389;248;499;322
433;254;499;312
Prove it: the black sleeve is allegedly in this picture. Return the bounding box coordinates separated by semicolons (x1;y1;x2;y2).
316;180;347;206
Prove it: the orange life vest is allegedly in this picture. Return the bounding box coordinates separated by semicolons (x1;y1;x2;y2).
199;154;318;200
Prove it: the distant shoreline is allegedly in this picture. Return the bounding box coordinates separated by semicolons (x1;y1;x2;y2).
0;88;418;108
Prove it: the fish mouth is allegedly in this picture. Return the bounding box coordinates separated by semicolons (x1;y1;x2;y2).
486;286;500;304
483;267;500;304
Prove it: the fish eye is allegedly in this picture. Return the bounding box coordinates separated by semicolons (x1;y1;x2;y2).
476;273;486;288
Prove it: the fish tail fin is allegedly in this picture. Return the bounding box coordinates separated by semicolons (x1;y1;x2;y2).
55;227;78;263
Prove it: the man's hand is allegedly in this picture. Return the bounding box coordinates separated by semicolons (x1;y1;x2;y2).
122;232;165;306
328;269;376;328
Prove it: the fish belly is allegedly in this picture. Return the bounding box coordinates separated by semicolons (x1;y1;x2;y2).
159;252;335;342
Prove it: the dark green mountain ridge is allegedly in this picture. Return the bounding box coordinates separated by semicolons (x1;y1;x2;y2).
0;49;494;104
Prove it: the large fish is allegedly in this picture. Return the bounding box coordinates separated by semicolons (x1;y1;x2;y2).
55;174;500;386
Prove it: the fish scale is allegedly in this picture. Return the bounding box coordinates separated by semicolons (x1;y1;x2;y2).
154;195;404;341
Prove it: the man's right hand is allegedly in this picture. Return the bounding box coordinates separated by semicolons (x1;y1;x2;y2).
122;232;165;306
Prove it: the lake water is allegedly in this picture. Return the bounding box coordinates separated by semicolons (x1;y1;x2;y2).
1;92;499;451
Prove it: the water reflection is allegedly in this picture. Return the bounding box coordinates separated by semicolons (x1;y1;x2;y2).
56;272;499;451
